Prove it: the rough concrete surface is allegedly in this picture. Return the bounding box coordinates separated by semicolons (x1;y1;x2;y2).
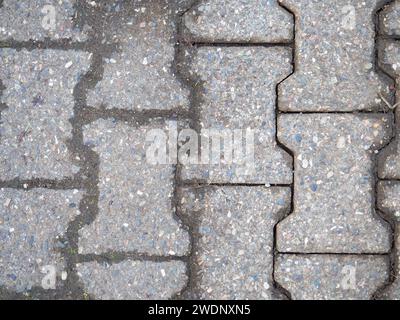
0;0;399;301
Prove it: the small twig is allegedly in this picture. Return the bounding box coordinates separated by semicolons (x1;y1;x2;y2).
379;93;400;110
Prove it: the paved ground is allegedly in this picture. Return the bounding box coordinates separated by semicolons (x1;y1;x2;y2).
0;0;400;300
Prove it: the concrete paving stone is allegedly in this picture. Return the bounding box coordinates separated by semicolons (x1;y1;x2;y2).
377;181;400;299
380;0;400;36
179;186;290;300
379;39;400;84
278;0;392;112
77;260;187;300
276;254;389;300
0;0;88;41
378;125;400;181
183;0;293;43
0;188;82;293
79;119;189;256
378;181;400;220
378;39;400;179
181;47;293;184
87;0;189;111
378;39;400;96
0;49;91;180
277;114;392;253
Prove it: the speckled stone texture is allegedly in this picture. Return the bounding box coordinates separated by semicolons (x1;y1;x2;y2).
179;186;290;300
183;0;293;43
79;119;189;256
0;0;88;41
278;0;393;112
77;260;187;300
181;47;293;184
0;49;91;179
276;255;389;300
87;1;189;111
277;114;392;253
1;0;399;301
377;181;400;299
378;39;400;179
380;0;400;36
0;188;81;292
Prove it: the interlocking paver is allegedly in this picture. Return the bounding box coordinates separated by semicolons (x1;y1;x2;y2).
380;0;400;36
0;188;81;292
0;49;91;180
183;0;293;43
181;47;293;184
77;260;187;300
79;119;189;256
277;114;392;253
276;254;389;300
278;0;392;112
377;181;400;299
179;186;290;299
378;39;400;179
87;1;189;111
0;0;88;41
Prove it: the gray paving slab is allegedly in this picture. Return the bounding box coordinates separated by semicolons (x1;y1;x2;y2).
0;49;91;180
380;0;400;36
79;119;190;256
378;181;400;220
87;1;189;111
181;47;293;184
377;181;400;299
77;260;187;300
0;188;81;293
276;254;389;300
179;186;290;300
182;0;293;43
378;138;400;180
277;114;392;253
278;0;392;112
0;0;88;41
